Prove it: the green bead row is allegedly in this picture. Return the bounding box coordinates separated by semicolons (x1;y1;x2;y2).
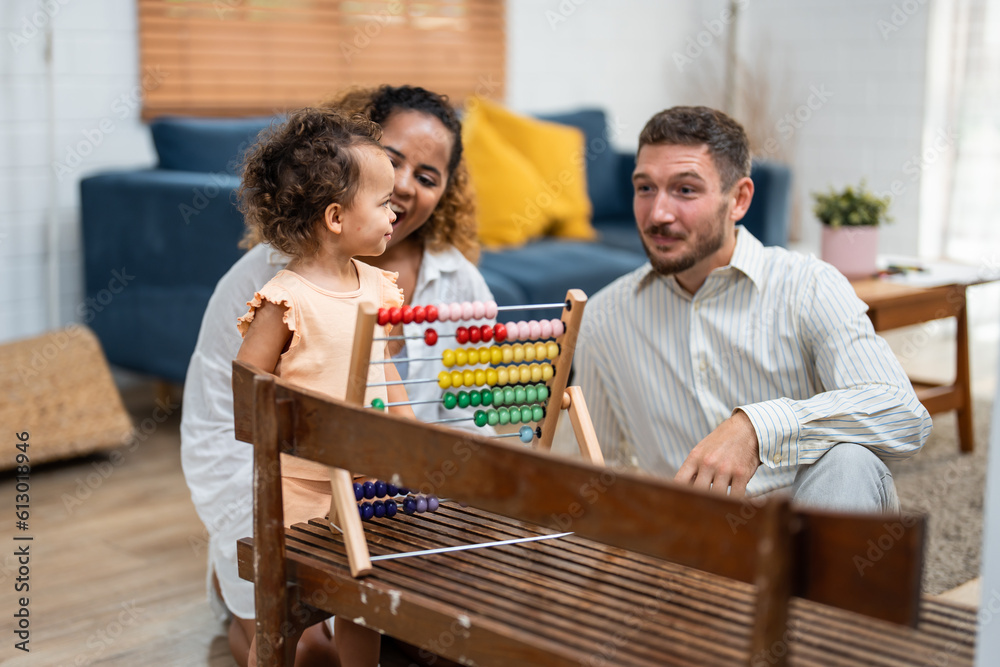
473;405;545;428
442;384;550;411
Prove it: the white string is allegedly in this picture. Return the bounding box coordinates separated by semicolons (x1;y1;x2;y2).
368;531;573;562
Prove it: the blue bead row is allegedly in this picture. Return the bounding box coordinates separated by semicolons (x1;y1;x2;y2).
354;480;411;501
358;494;440;521
358;499;397;520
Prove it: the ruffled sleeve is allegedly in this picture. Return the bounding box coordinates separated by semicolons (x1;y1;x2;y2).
378;269;404;335
236;280;299;348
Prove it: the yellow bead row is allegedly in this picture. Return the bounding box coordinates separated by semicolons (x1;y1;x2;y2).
441;342;560;368
437;362;555;389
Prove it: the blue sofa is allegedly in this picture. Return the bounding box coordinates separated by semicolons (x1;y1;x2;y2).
81;112;790;383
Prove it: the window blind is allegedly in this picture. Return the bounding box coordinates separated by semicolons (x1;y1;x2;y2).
138;0;505;119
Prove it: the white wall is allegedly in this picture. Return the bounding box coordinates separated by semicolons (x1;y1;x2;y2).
505;0;700;150
507;0;930;257
0;0;156;344
737;0;929;256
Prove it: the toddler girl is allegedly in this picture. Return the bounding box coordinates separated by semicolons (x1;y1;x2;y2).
235;107;412;667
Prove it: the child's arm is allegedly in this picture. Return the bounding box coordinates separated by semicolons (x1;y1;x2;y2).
384;358;417;419
236;301;292;374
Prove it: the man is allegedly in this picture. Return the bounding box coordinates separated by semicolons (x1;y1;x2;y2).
576;106;930;511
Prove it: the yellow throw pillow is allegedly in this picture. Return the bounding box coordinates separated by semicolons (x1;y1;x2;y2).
477;99;595;241
462;104;551;247
462;99;595;248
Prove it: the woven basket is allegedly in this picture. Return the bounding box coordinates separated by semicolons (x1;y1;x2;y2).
0;325;133;469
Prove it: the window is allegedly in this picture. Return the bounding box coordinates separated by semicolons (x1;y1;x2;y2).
138;0;505;119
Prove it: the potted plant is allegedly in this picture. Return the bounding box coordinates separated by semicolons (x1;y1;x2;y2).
812;181;892;279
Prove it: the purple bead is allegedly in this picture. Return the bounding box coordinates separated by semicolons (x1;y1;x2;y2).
386;483;398;497
416;496;428;513
374;480;387;498
359;502;374;521
398;487;410;496
353;482;363;501
362;481;375;499
385;499;397;517
373;500;385;519
403;496;417;515
427;495;440;512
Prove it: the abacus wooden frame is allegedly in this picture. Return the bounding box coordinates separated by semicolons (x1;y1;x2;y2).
232;359;930;667
327;290;600;577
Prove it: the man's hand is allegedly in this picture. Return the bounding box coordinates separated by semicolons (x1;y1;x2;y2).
674;410;761;498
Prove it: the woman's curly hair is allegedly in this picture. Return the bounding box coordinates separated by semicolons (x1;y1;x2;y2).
321;85;479;264
237;108;383;258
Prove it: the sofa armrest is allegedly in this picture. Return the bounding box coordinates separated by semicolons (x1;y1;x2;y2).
80;169;245;381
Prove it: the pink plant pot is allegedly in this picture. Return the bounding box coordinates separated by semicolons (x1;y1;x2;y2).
820;225;879;279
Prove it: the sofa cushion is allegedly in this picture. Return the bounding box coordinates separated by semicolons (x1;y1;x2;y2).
151;116;275;174
536;108;631;222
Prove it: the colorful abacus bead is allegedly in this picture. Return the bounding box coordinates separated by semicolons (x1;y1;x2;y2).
371;397;386;411
362;481;375;499
519;425;534;443
373;500;386;518
424;329;438;346
359;502;374;520
385;499;398;517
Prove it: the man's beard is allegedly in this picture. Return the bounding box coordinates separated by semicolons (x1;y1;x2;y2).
641;201;730;276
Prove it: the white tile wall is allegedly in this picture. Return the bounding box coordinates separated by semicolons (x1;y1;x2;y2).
0;0;156;344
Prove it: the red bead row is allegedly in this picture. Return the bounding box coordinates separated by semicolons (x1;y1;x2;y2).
456;324;507;344
377;305;439;327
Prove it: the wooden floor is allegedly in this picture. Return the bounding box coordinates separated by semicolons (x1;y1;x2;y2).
0;388;237;667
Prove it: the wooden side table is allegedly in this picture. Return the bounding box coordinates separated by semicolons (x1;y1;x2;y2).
851;278;974;452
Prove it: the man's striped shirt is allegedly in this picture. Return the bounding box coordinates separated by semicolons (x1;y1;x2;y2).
576;227;931;494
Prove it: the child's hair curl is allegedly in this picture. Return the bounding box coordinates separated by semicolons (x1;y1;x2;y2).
238;107;383;258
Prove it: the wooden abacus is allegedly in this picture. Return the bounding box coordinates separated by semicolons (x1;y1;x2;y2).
328;289;603;578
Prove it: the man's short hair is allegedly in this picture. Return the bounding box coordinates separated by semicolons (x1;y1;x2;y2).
638;106;751;192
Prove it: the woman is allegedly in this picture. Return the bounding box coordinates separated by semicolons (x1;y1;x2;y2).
180;85;494;666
